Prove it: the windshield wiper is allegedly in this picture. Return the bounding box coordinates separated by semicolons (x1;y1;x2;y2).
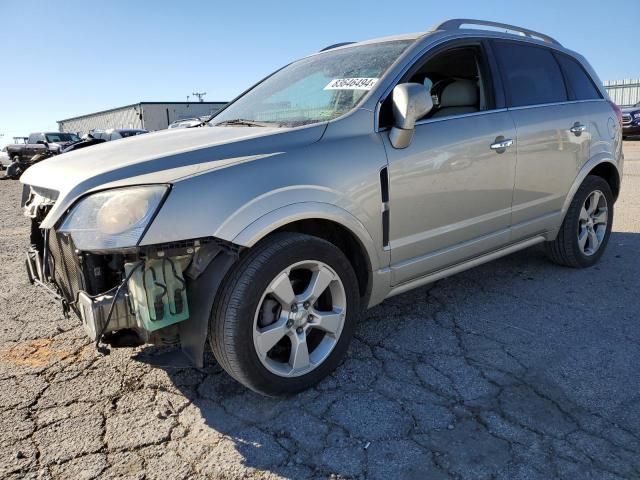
213;119;276;127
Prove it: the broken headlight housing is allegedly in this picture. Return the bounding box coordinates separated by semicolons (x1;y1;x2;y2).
59;185;168;251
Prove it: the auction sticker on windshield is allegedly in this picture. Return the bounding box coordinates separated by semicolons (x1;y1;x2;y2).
324;78;379;90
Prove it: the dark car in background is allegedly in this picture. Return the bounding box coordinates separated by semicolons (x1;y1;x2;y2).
88;128;148;141
61;129;149;154
622;101;640;139
6;132;81;163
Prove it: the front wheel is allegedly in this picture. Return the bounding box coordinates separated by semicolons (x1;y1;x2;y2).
210;232;360;396
545;175;613;268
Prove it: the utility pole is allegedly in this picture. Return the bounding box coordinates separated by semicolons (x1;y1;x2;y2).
186;95;190;103
192;92;206;102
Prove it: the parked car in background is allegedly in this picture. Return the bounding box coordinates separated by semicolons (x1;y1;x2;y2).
622;101;640;139
168;117;206;129
61;136;107;153
0;147;10;169
6;132;80;163
88;128;148;141
21;19;623;396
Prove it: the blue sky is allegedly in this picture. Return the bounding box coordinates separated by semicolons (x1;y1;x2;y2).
1;0;638;148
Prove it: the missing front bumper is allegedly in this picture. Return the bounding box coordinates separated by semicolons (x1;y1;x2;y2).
26;244;192;341
26;236;239;368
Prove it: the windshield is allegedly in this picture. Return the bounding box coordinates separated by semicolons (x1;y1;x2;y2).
212;40;412;127
46;133;80;143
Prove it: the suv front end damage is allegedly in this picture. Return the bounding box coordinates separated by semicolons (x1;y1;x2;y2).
23;186;238;366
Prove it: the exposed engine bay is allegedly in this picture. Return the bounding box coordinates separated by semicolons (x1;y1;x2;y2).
23;188;239;364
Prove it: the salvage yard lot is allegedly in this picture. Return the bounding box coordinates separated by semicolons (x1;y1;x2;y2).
1;142;639;480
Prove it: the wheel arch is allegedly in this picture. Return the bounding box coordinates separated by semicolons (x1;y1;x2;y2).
561;158;621;222
231;203;380;308
588;162;620;201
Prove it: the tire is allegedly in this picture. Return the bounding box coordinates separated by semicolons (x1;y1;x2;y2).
209;232;360;396
5;162;23;180
545;175;613;268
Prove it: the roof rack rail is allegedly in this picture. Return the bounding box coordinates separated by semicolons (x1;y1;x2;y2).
319;42;355;52
432;18;561;46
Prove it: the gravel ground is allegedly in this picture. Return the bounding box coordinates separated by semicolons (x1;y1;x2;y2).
1;142;639;480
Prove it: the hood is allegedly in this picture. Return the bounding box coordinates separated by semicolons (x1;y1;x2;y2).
622;106;640;113
22;124;326;229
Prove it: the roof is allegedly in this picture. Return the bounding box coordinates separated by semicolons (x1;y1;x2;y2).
58;101;227;123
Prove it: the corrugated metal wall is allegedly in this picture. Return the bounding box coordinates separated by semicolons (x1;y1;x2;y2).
142;103;226;130
58;102;227;135
58;105;143;135
604;79;640;107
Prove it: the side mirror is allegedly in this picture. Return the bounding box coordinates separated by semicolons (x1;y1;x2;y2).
36;140;47;145
389;83;433;149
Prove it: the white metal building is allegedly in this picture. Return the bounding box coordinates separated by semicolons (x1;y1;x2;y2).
604;79;640;107
58;101;227;135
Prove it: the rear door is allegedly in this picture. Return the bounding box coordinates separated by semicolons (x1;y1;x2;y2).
491;40;592;241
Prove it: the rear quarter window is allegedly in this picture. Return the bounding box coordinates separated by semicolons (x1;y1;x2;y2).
493;41;567;108
555;54;601;101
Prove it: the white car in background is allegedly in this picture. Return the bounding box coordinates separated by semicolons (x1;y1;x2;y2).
0;147;11;169
167;117;208;129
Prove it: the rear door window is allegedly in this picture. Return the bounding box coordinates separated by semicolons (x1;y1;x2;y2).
555;54;601;101
493;41;567;108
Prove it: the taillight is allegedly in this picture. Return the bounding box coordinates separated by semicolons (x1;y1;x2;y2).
609;101;623;127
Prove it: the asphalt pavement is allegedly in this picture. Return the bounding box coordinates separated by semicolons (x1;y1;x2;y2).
1;141;639;479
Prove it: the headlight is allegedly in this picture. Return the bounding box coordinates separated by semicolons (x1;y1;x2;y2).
634;113;640;120
59;185;168;251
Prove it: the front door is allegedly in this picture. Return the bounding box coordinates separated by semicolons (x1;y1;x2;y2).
383;112;517;285
380;41;517;286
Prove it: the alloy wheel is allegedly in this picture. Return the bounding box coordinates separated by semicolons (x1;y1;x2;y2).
578;190;608;256
252;260;346;377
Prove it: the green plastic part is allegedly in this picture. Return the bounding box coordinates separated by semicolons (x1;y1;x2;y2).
125;256;190;332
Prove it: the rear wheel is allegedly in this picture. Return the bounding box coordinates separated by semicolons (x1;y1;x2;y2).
545;175;613;268
210;232;360;396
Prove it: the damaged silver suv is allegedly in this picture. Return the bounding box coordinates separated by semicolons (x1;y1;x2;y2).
21;19;623;396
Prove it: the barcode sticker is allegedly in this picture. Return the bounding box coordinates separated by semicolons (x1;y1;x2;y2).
324;78;379;91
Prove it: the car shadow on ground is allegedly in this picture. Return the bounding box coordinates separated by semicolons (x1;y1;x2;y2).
139;231;640;479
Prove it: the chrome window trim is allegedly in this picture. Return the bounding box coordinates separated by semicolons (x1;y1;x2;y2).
413;108;508;127
507;98;607;112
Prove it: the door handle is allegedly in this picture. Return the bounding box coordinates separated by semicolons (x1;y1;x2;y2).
489;137;513;152
570;123;586;136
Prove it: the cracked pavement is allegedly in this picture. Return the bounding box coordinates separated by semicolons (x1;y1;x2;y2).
1;141;639;479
